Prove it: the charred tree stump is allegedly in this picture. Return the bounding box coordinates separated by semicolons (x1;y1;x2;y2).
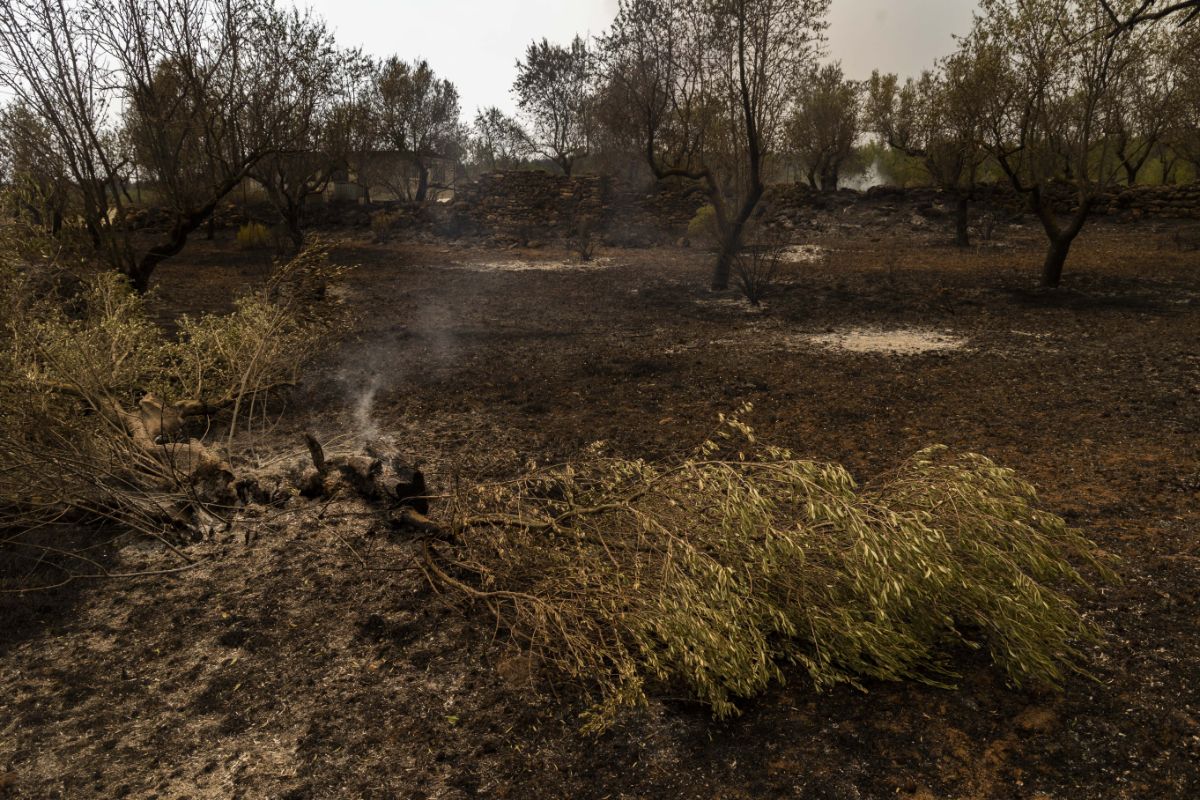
301;433;429;514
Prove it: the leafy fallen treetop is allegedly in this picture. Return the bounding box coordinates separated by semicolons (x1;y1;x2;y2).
436;405;1117;731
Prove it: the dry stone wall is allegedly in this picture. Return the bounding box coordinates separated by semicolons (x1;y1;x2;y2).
437;171;709;244
440;172;609;242
858;182;1200;220
434;172;1200;244
1101;184;1200;219
764;182;1200;230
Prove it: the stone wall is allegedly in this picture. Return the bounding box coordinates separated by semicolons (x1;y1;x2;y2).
436;171;709;244
439;172;610;241
858;182;1200;220
610;179;710;233
433;172;1200;244
1099;184;1200;219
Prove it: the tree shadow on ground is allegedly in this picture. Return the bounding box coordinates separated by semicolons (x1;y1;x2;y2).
998;275;1188;313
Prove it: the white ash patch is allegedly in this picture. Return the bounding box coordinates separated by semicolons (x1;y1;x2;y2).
450;257;611;273
781;244;829;264
798;327;967;355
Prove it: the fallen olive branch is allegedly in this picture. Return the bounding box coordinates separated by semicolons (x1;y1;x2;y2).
418;407;1117;732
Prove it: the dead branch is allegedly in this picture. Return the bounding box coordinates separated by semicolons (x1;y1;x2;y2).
1101;0;1200;34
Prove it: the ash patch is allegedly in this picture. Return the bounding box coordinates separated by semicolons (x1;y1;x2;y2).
800;327;968;355
449;257;611;273
781;244;830;264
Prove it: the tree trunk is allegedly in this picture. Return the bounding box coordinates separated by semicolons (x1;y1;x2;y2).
130;233;185;293
1123;162;1138;186
820;167;839;192
1037;202;1090;289
1012;173;1093;290
206;215;215;241
415;162;430;203
1160;155;1176;185
85;219;102;250
1041;238;1070;288
285;213;304;254
127;163;260;292
955;192;971;248
711;186;764;291
713;238;737;291
290;193;310;252
131;203;226;292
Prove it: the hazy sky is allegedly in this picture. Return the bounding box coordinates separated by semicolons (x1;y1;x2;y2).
290;0;981;117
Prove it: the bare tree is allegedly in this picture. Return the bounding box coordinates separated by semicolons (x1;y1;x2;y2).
325;63;381;205
601;0;829;290
968;0;1141;287
588;71;658;182
867;51;990;247
373;58;462;202
103;0;303;290
514;36;594;176
788;62;860;192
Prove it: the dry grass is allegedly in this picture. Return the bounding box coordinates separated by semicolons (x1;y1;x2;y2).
0;229;350;558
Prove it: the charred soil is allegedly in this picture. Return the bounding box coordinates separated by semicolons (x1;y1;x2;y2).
2;211;1199;799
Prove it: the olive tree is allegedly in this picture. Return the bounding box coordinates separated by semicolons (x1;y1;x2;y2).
1101;22;1185;184
967;0;1142;287
325;66;382;205
373;58;462;202
0;0;327;292
1101;0;1200;29
588;70;658;182
0;0;135;272
788;63;861;192
1166;25;1200;173
100;0;306;290
1101;1;1200;182
469;107;532;172
247;10;370;251
866;51;990;247
601;0;829;290
0;102;71;233
514;36;594;176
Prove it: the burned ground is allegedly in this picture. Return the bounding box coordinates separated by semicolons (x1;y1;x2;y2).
2;209;1199;799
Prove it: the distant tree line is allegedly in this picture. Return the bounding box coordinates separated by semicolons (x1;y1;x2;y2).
2;0;1200;289
0;0;468;289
